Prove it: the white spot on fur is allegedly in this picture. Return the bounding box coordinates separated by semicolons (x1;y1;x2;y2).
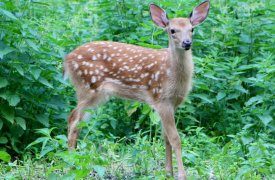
103;68;108;72
77;70;82;76
84;69;88;75
89;63;94;67
88;48;94;52
73;63;79;70
91;76;97;83
92;55;97;61
103;53;108;60
77;55;83;59
155;71;160;81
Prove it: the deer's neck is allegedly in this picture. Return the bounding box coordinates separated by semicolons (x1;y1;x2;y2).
164;41;194;104
167;43;193;80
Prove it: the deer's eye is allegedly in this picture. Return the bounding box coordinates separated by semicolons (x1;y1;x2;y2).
170;29;176;34
191;28;194;32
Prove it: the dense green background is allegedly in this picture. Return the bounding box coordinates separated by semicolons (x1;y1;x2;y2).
0;0;274;179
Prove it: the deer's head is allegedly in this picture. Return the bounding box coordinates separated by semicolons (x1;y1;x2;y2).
150;1;210;50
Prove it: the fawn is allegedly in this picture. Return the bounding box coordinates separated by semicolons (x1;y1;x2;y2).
63;1;210;179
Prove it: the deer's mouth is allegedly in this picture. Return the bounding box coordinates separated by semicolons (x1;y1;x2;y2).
184;46;191;50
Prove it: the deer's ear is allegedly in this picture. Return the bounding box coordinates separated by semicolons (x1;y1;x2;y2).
190;0;210;26
150;4;169;28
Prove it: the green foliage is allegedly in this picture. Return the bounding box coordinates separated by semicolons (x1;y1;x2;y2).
0;0;274;179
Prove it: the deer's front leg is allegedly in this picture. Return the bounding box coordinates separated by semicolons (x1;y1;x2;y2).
164;132;173;177
156;103;186;180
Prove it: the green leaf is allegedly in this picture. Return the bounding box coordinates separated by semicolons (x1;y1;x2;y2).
26;137;49;149
14;64;24;76
39;77;53;88
241;136;253;145
0;137;8;144
0;151;11;162
245;96;263;106
149;111;160;125
0;77;8;88
15;117;26;130
0;8;18;20
216;92;226;101
93;165;106;178
235;82;248;94
47;173;60;180
257;114;272;126
0;119;3;130
192;94;213;104
0;106;14;124
7;94;20;106
30;68;41;80
0;46;15;59
36;114;49;127
26;39;39;51
0;91;7;100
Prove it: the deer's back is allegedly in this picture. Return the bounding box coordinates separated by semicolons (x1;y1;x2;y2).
64;41;171;102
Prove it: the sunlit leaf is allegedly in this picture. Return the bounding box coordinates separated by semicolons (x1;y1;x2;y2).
0;151;11;162
257;114;272;126
0;8;18;20
245;96;263;106
216;92;226;101
93;165;106;178
8;94;20;106
30;68;41;80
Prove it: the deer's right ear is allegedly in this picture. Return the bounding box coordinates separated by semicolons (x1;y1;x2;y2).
149;4;169;28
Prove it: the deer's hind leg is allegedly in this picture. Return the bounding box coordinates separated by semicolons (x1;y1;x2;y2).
68;91;107;149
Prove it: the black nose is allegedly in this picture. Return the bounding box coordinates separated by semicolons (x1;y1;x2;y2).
182;40;192;48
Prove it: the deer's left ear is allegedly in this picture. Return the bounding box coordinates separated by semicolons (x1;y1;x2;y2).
190;0;210;26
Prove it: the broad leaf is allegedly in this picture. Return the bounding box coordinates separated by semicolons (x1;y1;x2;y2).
0;77;8;88
0;119;3;130
0;137;8;144
36;114;49;127
0;8;18;20
39;77;53;88
0;106;14;123
0;151;11;162
15;117;26;130
192;94;213;104
8;94;20;106
30;68;41;80
216;92;226;101
93;165;106;178
257;114;272;126
0;46;15;59
245;96;263;106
